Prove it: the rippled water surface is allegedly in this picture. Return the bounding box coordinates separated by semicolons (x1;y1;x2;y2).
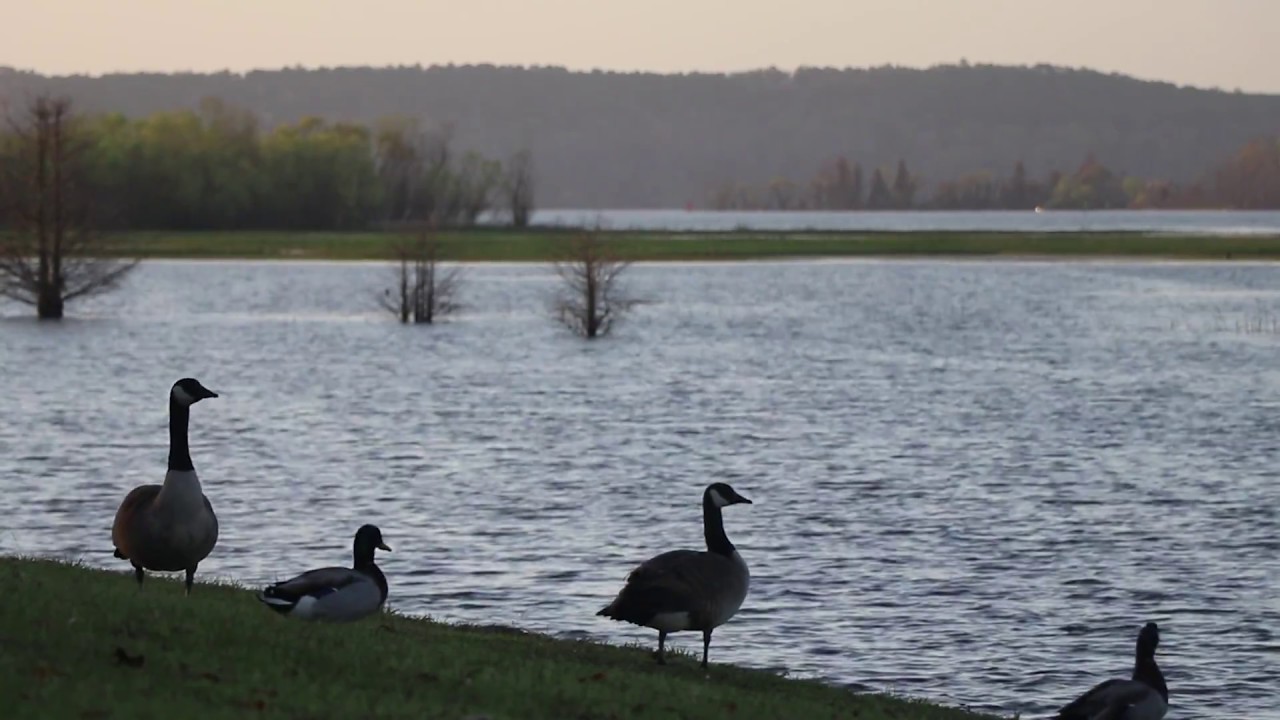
2;259;1277;719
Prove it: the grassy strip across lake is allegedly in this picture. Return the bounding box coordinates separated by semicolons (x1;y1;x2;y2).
0;557;1002;720
106;229;1280;262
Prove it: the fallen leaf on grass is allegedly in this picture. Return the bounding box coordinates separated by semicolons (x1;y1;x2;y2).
577;671;608;683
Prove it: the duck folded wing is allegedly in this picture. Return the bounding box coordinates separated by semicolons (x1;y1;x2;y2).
263;567;369;600
1056;679;1159;719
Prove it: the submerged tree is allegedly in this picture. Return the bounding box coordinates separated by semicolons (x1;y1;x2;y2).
890;159;917;209
0;95;136;319
503;148;535;228
866;167;892;209
553;232;632;339
379;225;461;324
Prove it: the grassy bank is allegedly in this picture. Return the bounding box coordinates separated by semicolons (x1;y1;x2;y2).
108;229;1280;262
0;558;1001;720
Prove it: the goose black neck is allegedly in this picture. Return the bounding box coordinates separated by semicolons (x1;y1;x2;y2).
1133;654;1168;703
703;496;736;557
167;398;194;472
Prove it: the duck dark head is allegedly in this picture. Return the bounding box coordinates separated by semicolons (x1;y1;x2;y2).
705;482;753;509
171;378;218;407
1137;622;1160;656
353;524;392;559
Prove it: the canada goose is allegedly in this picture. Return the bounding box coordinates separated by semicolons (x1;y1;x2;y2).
1054;622;1169;720
257;524;392;622
111;378;219;595
597;482;752;669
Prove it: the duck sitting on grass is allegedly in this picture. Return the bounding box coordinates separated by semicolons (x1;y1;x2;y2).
257;524;391;622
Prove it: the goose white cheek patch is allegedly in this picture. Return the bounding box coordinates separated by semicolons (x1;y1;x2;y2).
709;488;729;508
171;385;195;405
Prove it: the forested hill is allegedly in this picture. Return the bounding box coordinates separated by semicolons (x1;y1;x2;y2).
2;63;1278;208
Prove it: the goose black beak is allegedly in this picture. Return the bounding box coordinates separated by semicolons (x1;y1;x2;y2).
736;496;753;505
377;541;392;552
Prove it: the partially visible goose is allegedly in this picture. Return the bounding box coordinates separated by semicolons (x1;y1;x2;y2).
112;377;220;594
597;482;753;669
1054;622;1169;720
257;524;392;622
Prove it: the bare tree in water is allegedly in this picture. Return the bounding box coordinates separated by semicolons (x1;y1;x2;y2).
554;232;632;339
503;148;534;228
380;225;461;324
0;95;135;319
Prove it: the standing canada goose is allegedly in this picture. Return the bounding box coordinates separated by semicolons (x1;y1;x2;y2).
597;482;752;669
1054;622;1168;720
112;377;219;595
257;524;392;622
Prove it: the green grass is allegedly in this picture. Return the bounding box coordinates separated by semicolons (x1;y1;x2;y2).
0;557;1003;720
106;229;1280;262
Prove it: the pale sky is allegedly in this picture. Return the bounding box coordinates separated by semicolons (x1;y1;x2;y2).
3;0;1278;93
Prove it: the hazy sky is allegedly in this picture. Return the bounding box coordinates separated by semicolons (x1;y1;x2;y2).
4;0;1278;92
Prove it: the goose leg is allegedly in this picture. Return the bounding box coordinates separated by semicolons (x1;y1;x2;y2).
655;630;668;665
701;629;712;670
184;567;196;595
132;563;145;589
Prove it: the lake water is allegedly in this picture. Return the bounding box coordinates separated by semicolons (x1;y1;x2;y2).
1;259;1277;719
509;208;1280;236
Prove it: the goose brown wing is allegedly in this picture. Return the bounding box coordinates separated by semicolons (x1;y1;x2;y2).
606;550;736;622
111;485;161;558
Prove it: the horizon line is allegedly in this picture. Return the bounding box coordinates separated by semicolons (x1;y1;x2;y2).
1;60;1272;96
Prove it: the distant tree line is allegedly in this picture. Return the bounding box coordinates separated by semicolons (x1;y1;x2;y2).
710;139;1280;211
6;63;1280;208
0;97;534;231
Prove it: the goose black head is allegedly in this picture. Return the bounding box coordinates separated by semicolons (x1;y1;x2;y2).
171;378;218;406
354;524;392;556
1137;622;1160;656
706;482;753;508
